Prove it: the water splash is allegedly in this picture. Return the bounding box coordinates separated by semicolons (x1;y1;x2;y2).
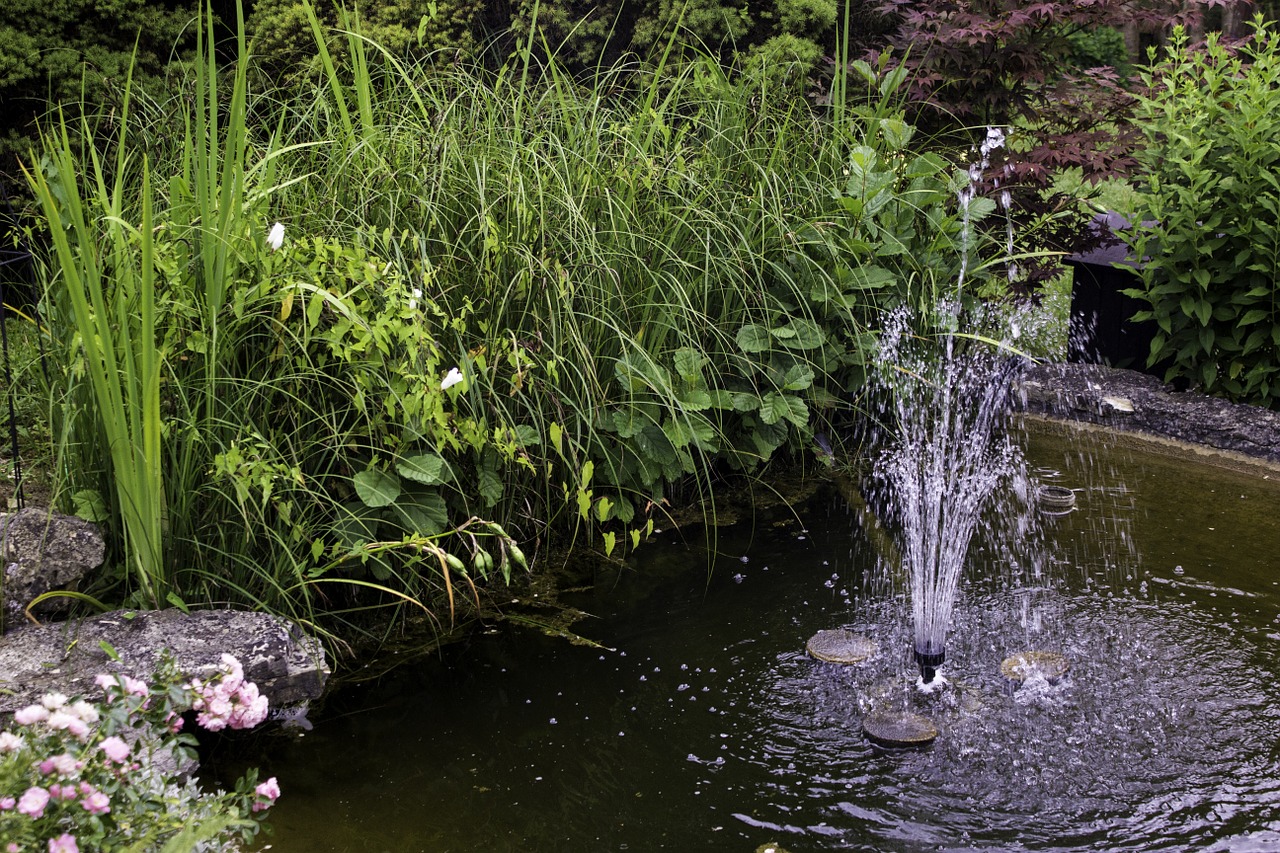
870;127;1031;682
873;315;1027;682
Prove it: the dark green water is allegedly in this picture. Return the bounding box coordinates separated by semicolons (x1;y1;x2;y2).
240;428;1280;852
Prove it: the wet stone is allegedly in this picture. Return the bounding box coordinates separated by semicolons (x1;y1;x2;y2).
1000;651;1071;684
806;629;877;664
863;711;939;748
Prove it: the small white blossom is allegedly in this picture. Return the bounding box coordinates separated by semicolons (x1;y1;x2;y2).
441;367;464;390
266;222;285;251
982;126;1006;157
409;287;423;311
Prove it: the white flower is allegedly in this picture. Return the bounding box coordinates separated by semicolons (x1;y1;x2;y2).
982;126;1006;156
266;222;285;251
409;287;423;311
440;367;464;390
41;693;68;711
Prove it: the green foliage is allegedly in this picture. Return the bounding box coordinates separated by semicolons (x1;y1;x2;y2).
22;0;1000;638
1065;25;1131;74
247;0;484;83
0;0;190;179
1121;19;1280;407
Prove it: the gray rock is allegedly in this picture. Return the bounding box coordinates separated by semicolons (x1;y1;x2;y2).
0;608;328;718
1018;363;1280;465
2;507;105;628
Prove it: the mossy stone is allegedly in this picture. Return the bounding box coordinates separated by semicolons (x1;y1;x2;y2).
806;629;877;664
1000;651;1071;684
863;712;939;748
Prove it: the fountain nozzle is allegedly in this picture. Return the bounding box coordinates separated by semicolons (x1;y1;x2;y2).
914;644;946;684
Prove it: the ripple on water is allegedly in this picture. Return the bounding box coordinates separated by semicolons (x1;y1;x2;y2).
724;592;1280;852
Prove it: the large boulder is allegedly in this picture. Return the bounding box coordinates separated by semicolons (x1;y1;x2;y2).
2;507;105;628
0;608;328;719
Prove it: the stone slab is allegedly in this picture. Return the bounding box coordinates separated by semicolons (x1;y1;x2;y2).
0;608;328;717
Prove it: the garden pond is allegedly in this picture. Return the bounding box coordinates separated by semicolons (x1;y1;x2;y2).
221;423;1280;852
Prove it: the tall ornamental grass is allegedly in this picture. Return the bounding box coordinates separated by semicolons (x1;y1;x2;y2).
26;1;987;641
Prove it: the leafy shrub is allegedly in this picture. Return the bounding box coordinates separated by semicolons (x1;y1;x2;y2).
0;0;191;181
1121;19;1280;406
247;0;485;84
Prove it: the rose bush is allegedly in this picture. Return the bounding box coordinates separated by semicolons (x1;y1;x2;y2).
0;654;279;851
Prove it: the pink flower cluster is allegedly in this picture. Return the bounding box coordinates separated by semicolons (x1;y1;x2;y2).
187;654;270;732
253;777;281;812
12;695;99;743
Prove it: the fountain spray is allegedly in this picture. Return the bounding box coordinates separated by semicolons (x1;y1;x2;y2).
875;127;1023;686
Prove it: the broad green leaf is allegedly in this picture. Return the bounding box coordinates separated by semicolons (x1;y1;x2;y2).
72;489;108;523
394;488;448;535
736;324;772;353
673;347;707;381
612;406;650;438
354;467;401;508
477;453;504;508
966;196;997;221
878;117;914;151
397;453;447;485
513;424;541;446
676;388;713;410
773;319;825;350
595;496;614;522
759;392;807;427
782;364;815;391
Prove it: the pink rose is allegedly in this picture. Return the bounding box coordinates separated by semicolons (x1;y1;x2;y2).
252;776;281;812
0;796;15;810
68;700;99;724
17;786;50;818
14;704;49;725
47;834;79;853
99;736;130;763
80;790;110;815
196;710;228;732
40;693;68;710
0;732;24;753
38;753;79;777
47;711;90;740
48;783;78;802
120;675;149;698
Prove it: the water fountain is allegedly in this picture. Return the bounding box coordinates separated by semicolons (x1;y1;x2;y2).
870;312;1028;688
849;126;1040;692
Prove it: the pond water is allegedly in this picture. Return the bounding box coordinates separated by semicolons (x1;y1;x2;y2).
234;426;1280;852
